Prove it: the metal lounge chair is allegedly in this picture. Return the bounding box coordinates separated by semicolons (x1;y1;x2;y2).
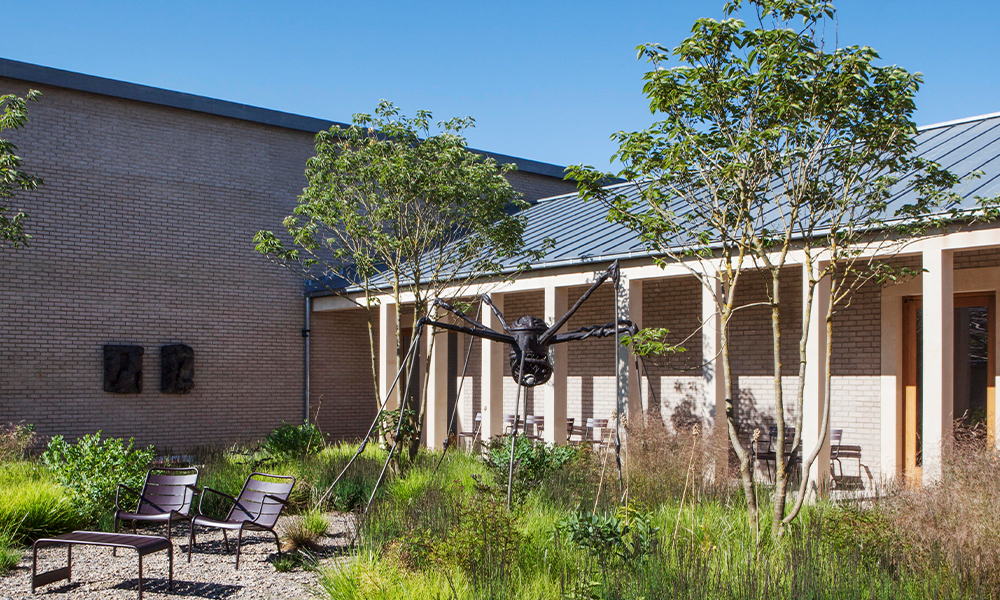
456;412;483;449
187;472;295;569
524;415;544;442
114;467;200;544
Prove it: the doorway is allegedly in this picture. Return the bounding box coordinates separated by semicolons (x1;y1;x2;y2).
902;293;995;483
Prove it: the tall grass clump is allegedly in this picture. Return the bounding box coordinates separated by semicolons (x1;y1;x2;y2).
881;425;1000;594
0;462;81;542
0;526;21;576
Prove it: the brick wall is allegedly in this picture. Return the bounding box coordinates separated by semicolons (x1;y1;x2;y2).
0;78;312;450
308;308;379;440
505;171;577;203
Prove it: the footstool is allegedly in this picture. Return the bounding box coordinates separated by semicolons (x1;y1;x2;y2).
32;531;173;599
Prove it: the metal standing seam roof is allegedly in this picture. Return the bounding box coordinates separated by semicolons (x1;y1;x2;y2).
506;112;1000;265
308;113;1000;296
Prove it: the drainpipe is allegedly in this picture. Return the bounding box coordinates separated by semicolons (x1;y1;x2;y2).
303;296;311;423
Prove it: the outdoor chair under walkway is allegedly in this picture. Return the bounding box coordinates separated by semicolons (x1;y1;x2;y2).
187;472;295;570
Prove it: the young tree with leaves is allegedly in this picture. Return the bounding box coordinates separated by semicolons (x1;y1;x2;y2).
571;0;980;538
256;100;539;460
1;90;42;252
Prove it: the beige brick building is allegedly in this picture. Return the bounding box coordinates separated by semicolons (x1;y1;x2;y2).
310;113;1000;491
0;59;577;450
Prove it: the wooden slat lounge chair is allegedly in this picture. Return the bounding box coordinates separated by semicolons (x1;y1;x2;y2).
114;467;200;544
187;472;295;569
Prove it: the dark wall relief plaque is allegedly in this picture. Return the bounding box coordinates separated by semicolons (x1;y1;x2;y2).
161;344;194;394
103;345;143;393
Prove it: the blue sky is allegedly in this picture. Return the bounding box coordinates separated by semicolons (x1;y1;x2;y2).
2;1;998;169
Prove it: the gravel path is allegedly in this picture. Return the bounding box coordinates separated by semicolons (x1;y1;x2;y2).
0;513;353;600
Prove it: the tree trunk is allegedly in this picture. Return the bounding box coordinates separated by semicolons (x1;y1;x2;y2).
770;271;788;538
721;302;759;530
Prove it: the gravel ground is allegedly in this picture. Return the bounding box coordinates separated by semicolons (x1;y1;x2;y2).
0;513;353;600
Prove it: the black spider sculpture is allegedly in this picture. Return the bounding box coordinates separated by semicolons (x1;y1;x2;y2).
412;259;638;389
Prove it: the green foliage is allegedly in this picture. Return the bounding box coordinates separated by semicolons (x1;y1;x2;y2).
556;504;660;569
256;100;537;295
0;462;82;542
41;432;155;520
478;435;580;505
620;327;685;359
262;421;325;460
376;408;419;452
0;90;43;251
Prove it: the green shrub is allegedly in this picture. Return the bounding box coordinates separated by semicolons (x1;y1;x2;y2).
555;504;659;570
262;422;325;459
41;432;155;521
477;435;579;505
0;463;81;542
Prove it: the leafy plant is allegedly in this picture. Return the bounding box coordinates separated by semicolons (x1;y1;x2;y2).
41;432;155;520
477;435;579;505
262;421;325;459
556;504;660;569
0;90;43;251
376;408;419;453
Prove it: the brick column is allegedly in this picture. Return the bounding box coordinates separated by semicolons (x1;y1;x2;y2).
482;294;506;440
922;244;954;484
627;278;644;416
802;261;831;497
543;285;568;444
425;323;450;450
378;300;399;410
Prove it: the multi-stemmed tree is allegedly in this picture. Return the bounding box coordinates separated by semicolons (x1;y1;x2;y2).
256;100;542;460
570;0;981;537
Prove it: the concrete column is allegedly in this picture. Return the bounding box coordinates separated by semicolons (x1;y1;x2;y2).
627;278;643;417
922;244;954;484
425;322;450;450
543;285;568;444
481;294;506;439
378;300;399;410
801;261;831;497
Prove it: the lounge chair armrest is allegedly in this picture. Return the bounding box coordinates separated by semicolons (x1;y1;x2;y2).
115;483;142;512
186;483;202;493
198;486;237;515
264;494;290;506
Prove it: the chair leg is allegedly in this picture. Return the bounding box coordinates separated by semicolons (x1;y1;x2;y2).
222;529;230;552
113;516;119;557
187;522;195;563
271;529;281;557
235;526;245;570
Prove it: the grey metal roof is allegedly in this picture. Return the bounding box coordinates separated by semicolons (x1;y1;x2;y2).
508;112;1000;269
307;112;1000;296
0;57;568;179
